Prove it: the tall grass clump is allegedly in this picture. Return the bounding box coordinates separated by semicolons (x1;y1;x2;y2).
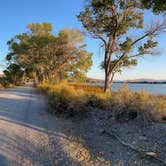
38;82;88;117
69;83;110;108
69;83;104;93
38;81;111;117
109;85;166;122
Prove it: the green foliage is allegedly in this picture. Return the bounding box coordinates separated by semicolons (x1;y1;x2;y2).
141;0;166;13
27;22;53;35
78;0;144;37
120;37;133;52
138;39;158;54
78;0;165;92
5;23;93;83
144;39;158;49
3;63;24;85
56;29;93;81
0;77;14;88
86;93;107;108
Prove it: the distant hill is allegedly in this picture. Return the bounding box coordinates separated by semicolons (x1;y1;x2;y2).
124;79;166;84
86;77;104;83
86;77;166;84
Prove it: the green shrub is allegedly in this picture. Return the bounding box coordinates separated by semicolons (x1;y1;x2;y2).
0;77;14;88
86;93;108;108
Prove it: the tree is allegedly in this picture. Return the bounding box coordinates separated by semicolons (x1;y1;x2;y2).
54;29;93;82
78;0;166;92
141;0;166;13
6;23;93;83
3;63;24;85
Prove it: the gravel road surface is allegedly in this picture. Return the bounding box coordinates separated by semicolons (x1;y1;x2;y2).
0;84;109;166
1;84;165;166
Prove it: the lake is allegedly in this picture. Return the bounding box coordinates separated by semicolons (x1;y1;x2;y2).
91;83;166;95
111;83;166;95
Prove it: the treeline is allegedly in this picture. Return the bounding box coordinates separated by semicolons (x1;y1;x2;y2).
4;23;93;85
2;0;166;91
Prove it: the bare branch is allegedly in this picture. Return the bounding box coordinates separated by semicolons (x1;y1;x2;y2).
132;19;166;46
94;34;107;47
128;49;161;59
103;129;165;164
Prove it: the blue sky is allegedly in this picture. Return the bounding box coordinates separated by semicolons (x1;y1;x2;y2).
0;0;166;80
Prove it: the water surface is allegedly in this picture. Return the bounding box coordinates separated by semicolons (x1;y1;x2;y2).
112;83;166;95
91;83;166;95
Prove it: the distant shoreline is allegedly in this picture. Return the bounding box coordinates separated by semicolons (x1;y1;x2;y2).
86;78;166;84
114;81;166;84
87;81;166;84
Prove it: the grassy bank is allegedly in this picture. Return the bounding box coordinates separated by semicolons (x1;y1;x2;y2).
38;82;166;122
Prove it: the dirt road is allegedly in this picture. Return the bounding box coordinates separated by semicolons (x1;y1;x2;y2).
0;84;111;166
0;85;165;166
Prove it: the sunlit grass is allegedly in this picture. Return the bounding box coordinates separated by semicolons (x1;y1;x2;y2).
68;82;104;93
38;82;166;122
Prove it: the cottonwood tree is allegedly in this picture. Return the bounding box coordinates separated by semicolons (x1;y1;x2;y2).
44;28;93;82
6;23;93;83
78;0;166;92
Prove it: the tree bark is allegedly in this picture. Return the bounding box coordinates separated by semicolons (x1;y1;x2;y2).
104;67;111;93
104;66;116;93
35;69;43;83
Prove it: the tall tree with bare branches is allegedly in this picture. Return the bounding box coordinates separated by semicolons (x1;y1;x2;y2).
78;0;166;92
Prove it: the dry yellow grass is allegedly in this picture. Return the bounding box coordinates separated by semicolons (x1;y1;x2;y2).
69;83;104;93
38;82;166;122
109;85;166;122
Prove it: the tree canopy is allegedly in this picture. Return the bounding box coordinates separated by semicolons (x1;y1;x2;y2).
5;23;93;84
78;0;166;92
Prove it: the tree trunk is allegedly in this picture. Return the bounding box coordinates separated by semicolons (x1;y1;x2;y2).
110;72;115;88
104;67;115;93
35;69;43;83
104;67;111;93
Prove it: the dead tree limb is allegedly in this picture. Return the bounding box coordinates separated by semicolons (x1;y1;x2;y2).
103;129;166;164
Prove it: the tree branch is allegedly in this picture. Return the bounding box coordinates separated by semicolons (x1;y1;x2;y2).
103;129;165;164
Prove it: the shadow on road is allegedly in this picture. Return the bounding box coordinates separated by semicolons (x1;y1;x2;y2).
0;85;112;166
1;85;164;166
0;154;8;166
0;86;82;166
